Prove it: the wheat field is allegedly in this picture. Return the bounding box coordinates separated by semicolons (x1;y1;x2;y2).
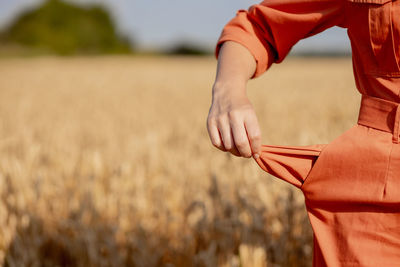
0;56;360;267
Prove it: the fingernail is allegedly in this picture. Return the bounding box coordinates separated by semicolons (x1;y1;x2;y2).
253;153;259;159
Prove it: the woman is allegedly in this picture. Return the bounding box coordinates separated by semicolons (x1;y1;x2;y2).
207;0;400;265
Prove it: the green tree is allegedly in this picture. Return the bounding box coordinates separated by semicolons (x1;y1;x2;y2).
2;0;132;55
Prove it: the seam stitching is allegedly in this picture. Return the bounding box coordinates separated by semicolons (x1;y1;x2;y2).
381;142;394;200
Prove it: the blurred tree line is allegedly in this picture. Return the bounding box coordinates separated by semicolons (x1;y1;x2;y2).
0;0;132;55
0;0;210;56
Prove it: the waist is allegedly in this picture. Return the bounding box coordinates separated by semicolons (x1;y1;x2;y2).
357;94;400;143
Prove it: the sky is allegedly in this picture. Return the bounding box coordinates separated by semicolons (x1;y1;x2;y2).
0;0;352;54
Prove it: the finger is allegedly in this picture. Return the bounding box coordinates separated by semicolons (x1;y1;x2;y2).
244;115;262;159
231;120;252;158
217;129;228;152
207;119;226;151
218;117;234;151
228;128;241;157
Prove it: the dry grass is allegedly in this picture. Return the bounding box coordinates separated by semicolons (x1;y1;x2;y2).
0;55;360;267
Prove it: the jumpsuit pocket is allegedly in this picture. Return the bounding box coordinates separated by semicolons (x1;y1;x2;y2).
254;124;363;190
348;0;400;76
254;143;328;189
367;0;400;76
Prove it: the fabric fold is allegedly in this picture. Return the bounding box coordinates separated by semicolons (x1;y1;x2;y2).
254;144;326;188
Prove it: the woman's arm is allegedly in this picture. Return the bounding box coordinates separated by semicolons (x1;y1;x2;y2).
207;41;261;159
208;0;345;158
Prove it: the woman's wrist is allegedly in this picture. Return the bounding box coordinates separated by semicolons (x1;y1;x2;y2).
212;79;247;96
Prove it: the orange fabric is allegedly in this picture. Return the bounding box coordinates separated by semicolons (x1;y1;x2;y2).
215;0;400;265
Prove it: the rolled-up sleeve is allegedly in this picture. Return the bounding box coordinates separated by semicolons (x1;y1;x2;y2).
215;0;346;78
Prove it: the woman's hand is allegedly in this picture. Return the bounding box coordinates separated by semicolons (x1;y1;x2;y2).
207;82;261;159
207;41;262;159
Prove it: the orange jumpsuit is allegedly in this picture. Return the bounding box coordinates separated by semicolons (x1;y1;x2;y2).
215;0;400;266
